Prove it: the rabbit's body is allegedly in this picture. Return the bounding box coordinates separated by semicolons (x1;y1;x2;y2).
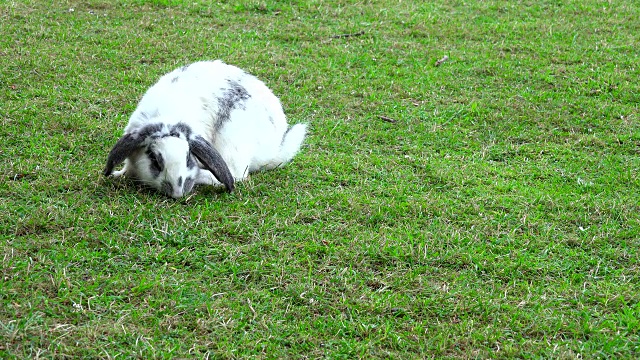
104;60;307;198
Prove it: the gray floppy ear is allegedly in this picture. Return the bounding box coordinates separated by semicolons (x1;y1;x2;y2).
103;132;145;176
189;136;234;192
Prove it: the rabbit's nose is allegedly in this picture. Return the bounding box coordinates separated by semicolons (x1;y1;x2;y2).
171;187;184;198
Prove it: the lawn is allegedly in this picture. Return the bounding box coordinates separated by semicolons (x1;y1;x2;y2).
1;0;639;358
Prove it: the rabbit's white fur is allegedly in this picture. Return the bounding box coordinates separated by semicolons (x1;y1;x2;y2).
104;60;307;198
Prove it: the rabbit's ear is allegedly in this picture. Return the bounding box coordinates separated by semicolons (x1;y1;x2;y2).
189;136;235;192
103;132;146;176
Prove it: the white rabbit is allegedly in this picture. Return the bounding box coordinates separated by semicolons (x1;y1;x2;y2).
104;60;307;198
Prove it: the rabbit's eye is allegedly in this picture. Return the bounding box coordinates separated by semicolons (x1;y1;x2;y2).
147;150;164;176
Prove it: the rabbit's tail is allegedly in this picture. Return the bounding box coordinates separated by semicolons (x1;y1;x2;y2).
279;123;307;163
261;123;307;170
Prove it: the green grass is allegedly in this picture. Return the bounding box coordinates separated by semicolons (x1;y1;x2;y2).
1;0;639;358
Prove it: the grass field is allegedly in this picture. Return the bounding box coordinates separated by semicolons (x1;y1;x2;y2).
1;0;639;358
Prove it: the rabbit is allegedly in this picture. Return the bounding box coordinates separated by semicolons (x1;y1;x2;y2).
103;60;307;198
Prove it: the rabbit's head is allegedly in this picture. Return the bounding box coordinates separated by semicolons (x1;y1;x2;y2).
104;122;234;198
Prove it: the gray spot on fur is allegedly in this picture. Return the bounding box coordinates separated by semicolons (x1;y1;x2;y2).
138;123;163;138
201;97;211;113
171;76;179;83
184;177;195;193
215;80;251;130
170;123;192;139
186;154;196;169
281;126;293;145
139;110;160;122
